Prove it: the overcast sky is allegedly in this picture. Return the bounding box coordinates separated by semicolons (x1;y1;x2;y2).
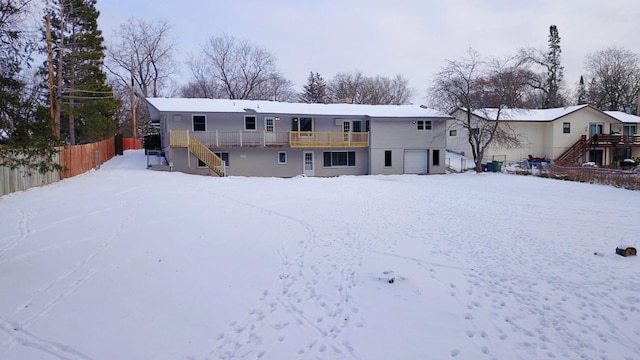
96;0;639;104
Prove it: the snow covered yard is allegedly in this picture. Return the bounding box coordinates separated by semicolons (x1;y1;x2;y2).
0;150;639;360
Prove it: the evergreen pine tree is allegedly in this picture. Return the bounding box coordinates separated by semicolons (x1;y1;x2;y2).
544;25;564;108
0;0;63;173
299;72;328;103
576;76;587;105
44;0;120;145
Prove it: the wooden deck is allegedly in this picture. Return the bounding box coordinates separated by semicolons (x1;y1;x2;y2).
169;130;369;148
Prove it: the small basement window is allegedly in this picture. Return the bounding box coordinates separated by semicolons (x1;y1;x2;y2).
214;152;230;167
278;151;287;164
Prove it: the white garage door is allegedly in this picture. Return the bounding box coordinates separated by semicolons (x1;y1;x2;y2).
404;150;429;174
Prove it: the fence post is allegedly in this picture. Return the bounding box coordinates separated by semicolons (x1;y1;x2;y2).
95;150;101;169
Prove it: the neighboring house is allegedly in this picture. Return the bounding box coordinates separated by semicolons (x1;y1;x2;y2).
447;105;640;166
145;98;452;177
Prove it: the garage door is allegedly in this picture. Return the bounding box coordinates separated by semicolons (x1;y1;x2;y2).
404;150;429;174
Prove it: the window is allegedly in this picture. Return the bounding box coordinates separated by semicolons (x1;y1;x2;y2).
589;123;604;136
245;116;256;130
416;120;432;130
323;151;356;167
623;125;636;135
563;122;570;134
193;115;206;131
433;149;440;166
292;117;313;131
214;152;230;167
197;159;206;168
384;150;392;167
265;117;275;132
342;120;363;134
278;151;287;164
449;129;457;136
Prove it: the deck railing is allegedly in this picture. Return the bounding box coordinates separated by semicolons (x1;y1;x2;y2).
592;134;640;146
170;130;369;148
289;131;369;148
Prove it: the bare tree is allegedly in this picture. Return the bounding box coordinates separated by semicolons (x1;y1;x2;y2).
360;74;414;105
186;33;293;100
106;18;177;98
429;49;524;172
180;54;227;98
584;46;640;113
256;72;296;102
328;71;365;103
328;71;414;104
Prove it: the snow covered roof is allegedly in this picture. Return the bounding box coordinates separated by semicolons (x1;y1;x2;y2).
604;111;640;124
467;105;590;122
146;98;452;119
462;105;640;124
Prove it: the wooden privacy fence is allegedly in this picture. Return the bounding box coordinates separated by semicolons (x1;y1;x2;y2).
123;138;141;150
59;138;116;179
0;153;61;196
1;136;138;196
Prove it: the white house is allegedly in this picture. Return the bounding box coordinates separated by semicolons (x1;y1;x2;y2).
447;105;640;166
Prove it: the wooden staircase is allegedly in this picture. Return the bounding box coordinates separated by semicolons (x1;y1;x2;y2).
188;135;226;176
555;135;588;164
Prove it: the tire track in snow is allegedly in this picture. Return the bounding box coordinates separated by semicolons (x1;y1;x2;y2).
0;319;94;360
0;196;135;358
0;211;29;259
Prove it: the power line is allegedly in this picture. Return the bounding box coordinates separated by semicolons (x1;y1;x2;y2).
60;95;115;100
62;88;115;94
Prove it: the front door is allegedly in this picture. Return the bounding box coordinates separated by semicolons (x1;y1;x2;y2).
265;117;276;144
303;151;314;176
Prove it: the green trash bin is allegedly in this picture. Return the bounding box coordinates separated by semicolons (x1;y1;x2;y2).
492;161;503;172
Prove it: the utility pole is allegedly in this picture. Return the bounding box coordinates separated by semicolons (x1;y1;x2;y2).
131;55;137;139
55;15;65;142
45;15;58;138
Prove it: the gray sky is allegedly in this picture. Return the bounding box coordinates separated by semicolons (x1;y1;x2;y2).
96;0;640;103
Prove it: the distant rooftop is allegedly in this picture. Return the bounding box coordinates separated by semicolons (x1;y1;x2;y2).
463;105;640;123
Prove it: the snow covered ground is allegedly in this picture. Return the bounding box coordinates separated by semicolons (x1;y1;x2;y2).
0;150;639;360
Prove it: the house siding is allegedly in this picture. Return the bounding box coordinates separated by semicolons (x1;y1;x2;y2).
148;99;451;177
370;118;446;174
